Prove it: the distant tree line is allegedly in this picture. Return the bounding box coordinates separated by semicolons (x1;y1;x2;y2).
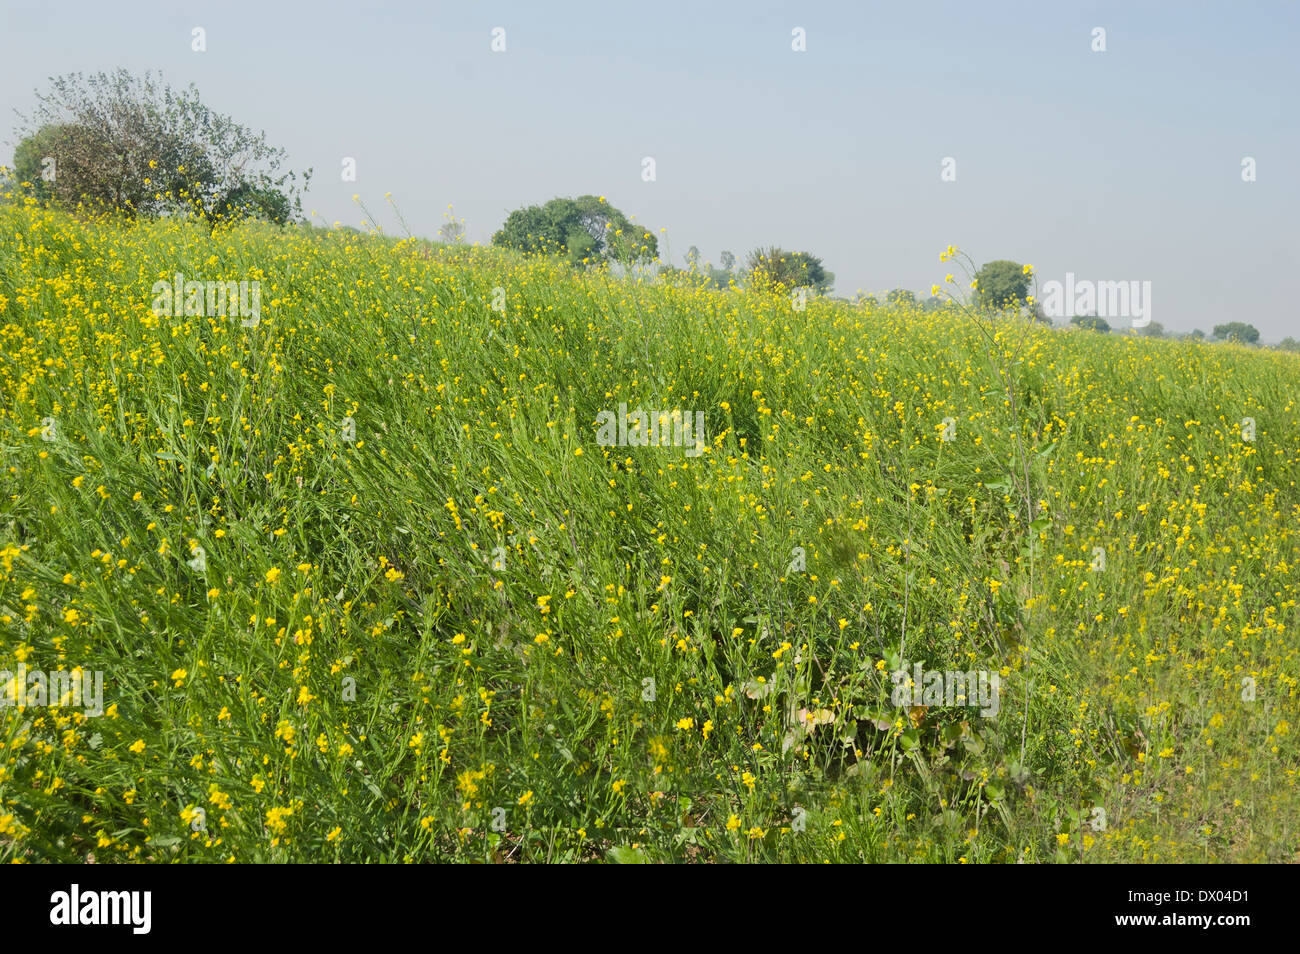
6;81;1290;352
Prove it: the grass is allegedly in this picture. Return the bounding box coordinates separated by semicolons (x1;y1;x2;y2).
1;198;1297;862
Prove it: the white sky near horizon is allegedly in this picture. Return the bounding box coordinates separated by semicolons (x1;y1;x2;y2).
1;0;1297;340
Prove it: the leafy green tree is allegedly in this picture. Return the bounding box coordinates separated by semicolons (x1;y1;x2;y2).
885;288;915;305
1137;321;1166;338
492;204;561;256
744;247;833;295
1071;315;1111;333
1187;329;1206;341
12;69;308;221
492;195;657;266
1213;322;1260;344
1278;337;1300;352
211;181;293;225
973;260;1030;310
720;250;735;272
12;121;140;209
10;123;94;201
704;266;734;288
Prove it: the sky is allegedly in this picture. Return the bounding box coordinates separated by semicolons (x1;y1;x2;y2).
2;0;1297;339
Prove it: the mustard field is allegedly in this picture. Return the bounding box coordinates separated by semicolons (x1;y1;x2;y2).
2;199;1297;862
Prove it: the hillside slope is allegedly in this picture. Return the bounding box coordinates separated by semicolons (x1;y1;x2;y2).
2;202;1298;862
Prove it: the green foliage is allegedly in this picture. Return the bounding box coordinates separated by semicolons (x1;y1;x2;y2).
1213;321;1260;344
886;288;916;305
11;123;91;201
491;195;657;266
1071;315;1111;333
211;182;293;226
973;260;1030;310
745;247;833;296
12;69;309;222
702;267;735;289
4;204;1298;864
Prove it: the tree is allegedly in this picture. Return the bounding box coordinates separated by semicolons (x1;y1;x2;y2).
1212;322;1260;344
1278;337;1300;352
492;195;657;266
11;122;93;202
13;120;137;210
210;181;293;225
704;266;734;288
1187;329;1206;341
438;205;467;244
720;250;736;273
686;246;701;272
973;260;1031;310
12;69;309;222
744;247;833;296
1137;321;1165;337
885;288;915;305
1071;315;1110;333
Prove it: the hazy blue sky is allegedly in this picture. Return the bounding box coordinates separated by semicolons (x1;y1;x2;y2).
2;1;1297;338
